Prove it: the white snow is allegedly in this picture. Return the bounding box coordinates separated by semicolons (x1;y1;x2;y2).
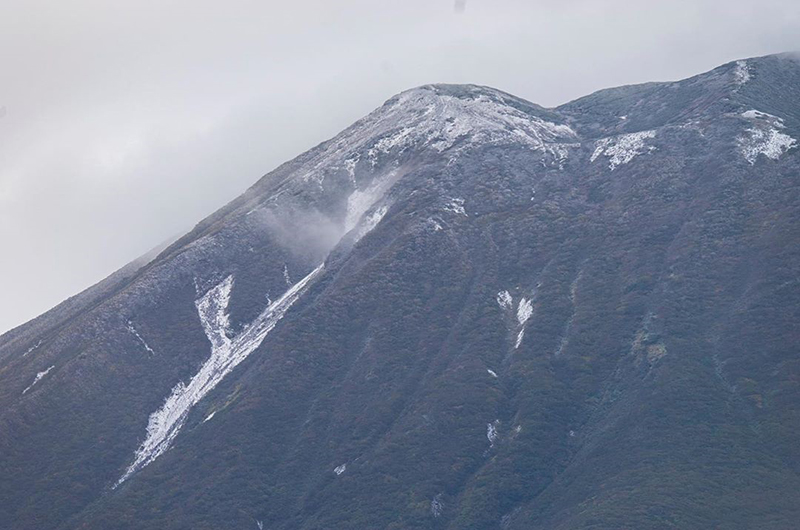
443;197;467;217
487;369;498;378
22;365;54;394
22;340;42;357
506;297;533;349
431;494;444;518
334;463;347;475
496;290;513;310
514;329;526;349
516;298;533;326
291;85;579;186
127;321;156;355
283;264;292;286
351;204;389;241
591;130;657;170
116;265;325;486
738;108;796;163
739;127;797;164
741;109;783;125
487;420;500;446
344;169;399;236
344;155;359;185
734;60;751;85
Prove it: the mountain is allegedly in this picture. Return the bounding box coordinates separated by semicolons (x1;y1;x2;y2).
1;53;799;530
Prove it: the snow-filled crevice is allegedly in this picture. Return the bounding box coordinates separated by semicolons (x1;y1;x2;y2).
116;265;324;486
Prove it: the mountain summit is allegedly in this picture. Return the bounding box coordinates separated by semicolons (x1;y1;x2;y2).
1;54;799;530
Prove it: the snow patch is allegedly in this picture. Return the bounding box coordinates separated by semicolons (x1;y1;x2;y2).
443;197;467;217
487;420;500;447
516;298;533;326
22;365;54;394
496;290;513;310
116;265;324;486
591;130;657;170
344;170;398;235
741;109;783;125
351;204;389;241
739;127;797;164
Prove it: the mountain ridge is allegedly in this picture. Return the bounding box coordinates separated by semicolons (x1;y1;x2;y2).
1;53;799;529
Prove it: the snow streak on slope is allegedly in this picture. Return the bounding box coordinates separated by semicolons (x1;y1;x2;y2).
591;131;657;170
515;298;533;349
22;340;42;357
116;265;325;486
22;365;54;394
127;322;155;355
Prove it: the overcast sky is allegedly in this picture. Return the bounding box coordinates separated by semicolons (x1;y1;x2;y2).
1;0;799;334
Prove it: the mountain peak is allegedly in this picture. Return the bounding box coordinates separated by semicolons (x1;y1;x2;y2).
2;55;800;530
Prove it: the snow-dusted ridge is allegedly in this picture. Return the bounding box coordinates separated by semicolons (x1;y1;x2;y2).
286;84;579;190
116;265;325;486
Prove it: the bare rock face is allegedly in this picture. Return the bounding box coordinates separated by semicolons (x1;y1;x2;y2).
1;53;799;530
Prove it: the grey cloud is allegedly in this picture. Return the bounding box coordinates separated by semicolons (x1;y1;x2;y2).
1;0;799;333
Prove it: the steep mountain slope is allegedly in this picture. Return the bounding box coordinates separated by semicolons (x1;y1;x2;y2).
1;53;799;530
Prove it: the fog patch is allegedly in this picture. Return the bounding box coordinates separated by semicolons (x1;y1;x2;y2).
250;206;344;261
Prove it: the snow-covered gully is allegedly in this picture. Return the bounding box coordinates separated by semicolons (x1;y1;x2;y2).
116;264;324;486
